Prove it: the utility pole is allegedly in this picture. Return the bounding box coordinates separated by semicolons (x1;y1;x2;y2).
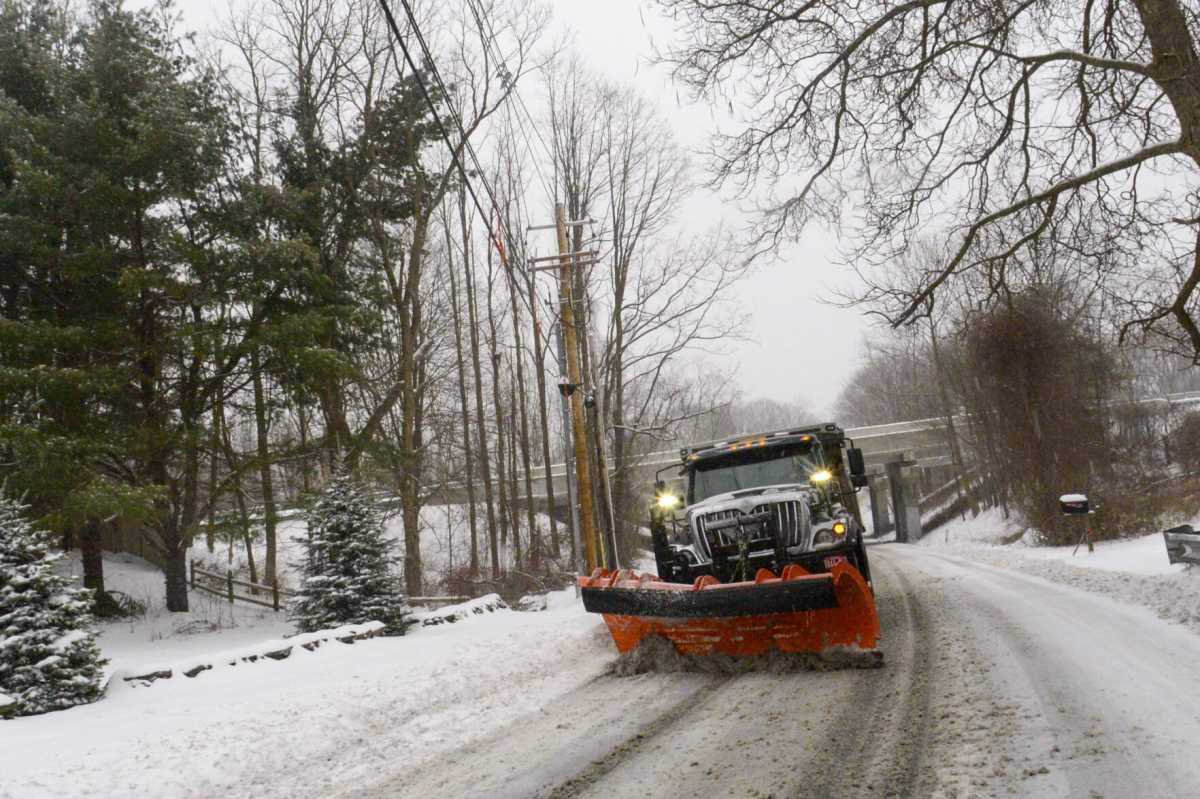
530;204;601;572
586;366;620;570
555;322;582;575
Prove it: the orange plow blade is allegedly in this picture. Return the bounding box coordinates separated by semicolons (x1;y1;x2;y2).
579;561;879;657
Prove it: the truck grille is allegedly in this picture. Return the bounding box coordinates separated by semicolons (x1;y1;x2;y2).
694;500;805;561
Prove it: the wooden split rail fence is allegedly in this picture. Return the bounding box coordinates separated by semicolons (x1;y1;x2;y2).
189;560;293;612
188;560;472;612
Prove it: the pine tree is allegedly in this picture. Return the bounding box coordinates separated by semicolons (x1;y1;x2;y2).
0;494;105;716
0;0;246;614
291;475;407;634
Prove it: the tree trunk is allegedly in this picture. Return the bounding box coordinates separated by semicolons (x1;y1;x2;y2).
447;232;480;577
929;322;979;515
232;479;258;590
462;192;500;579
206;425;218;553
527;275;560;557
79;516;121;616
506;373;522;564
487;287;512;568
251;350;278;587
79;516;105;596
297;401;312;495
399;222;426;595
161;516;190;612
506;266;539;565
1136;0;1200;166
215;394;257;589
587;379;619;567
137;282;189;612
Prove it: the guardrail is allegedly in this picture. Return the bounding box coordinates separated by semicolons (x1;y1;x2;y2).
1163;525;1200;566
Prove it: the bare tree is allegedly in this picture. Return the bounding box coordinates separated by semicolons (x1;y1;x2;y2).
442;206;481;576
541;58;750;557
659;0;1200;356
834;333;942;427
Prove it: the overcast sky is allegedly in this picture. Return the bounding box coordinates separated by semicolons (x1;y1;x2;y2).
540;0;872;416
166;0;875;416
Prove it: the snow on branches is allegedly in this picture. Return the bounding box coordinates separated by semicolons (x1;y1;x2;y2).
290;475;408;635
0;494;105;716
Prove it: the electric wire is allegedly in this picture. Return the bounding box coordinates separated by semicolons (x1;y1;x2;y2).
377;0;578;371
375;0;522;270
398;2;519;260
462;0;557;205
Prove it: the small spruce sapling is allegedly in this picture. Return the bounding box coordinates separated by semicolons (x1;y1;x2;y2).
0;494;106;716
290;474;407;634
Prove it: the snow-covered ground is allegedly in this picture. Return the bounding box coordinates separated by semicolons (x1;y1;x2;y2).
56;551;293;679
10;502;1200;798
1010;530;1192;575
918;506;1200;637
916;505;1028;546
0;542;608;799
0;573;610;799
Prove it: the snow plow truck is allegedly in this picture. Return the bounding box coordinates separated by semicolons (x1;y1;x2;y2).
580;423;880;658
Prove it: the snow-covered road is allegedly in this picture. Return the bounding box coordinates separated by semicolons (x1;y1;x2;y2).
6;544;1199;798
353;545;1200;799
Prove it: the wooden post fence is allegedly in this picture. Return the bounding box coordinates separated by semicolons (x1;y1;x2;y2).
189;559;296;612
188;560;472;612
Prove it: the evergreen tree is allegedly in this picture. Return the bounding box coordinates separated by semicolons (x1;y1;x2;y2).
291;474;407;634
0;0;252;613
0;493;105;716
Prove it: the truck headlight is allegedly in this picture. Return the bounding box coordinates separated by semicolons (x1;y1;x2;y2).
832;520;847;536
656;493;680;510
810;469;832;484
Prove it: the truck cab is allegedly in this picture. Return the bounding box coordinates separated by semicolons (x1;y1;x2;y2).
649;423;872;586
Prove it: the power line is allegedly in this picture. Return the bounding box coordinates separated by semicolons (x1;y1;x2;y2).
375;0;521;267
397;1;521;260
376;0;571;354
463;0;557;204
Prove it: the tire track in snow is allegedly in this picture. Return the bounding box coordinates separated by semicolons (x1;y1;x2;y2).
541;675;733;798
899;547;1200;797
555;552;934;799
349;670;727;799
791;547;936;798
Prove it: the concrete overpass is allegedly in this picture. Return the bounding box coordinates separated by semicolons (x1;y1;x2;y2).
449;387;1200;506
444;417;956;508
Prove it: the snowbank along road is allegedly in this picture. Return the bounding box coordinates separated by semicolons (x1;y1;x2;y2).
354;545;1200;799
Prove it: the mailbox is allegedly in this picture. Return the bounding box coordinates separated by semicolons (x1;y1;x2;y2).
1059;493;1089;516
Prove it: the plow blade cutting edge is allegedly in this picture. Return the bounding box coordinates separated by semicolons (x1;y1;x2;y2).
579;561;880;657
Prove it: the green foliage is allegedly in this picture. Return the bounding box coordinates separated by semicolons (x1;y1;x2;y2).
0;492;106;716
0;0;233;572
290;474;407;634
0;0;452;612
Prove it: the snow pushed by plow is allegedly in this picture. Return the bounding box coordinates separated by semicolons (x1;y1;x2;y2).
921;509;1200;636
605;634;883;676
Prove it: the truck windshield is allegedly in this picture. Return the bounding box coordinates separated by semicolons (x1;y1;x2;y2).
690;444;826;503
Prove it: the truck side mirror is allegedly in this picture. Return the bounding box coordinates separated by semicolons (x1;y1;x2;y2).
847;447;865;476
1059;493;1089;515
